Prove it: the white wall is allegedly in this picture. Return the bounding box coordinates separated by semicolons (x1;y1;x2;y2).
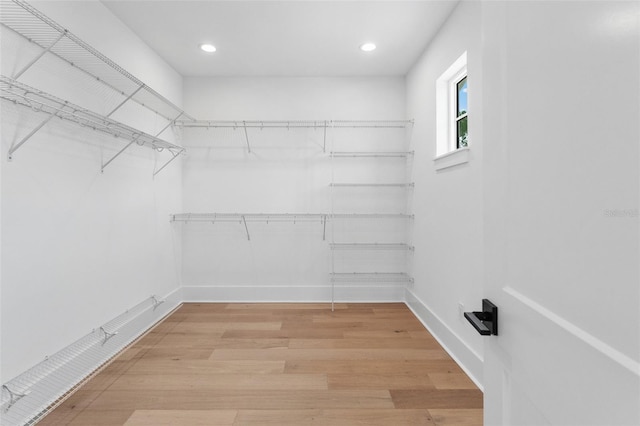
180;77;409;301
1;1;183;381
405;0;485;386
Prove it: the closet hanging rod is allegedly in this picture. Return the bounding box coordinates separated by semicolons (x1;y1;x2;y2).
1;76;185;168
0;0;193;122
176;120;413;129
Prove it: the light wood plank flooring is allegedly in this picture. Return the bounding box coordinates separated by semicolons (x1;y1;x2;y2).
40;303;482;425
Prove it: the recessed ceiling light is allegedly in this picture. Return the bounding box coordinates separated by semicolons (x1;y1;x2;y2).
200;43;216;53
360;43;376;52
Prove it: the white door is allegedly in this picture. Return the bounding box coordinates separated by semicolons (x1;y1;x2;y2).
481;1;640;425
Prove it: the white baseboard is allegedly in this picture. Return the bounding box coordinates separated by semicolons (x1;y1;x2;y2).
404;288;484;391
182;284;406;303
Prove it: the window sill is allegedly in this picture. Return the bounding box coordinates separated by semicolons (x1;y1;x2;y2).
433;147;470;171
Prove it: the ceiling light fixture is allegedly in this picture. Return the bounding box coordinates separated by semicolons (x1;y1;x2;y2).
360;43;376;52
200;43;216;53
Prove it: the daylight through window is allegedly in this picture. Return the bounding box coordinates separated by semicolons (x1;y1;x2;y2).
455;76;468;148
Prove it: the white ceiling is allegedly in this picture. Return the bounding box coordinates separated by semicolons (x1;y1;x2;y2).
100;1;459;77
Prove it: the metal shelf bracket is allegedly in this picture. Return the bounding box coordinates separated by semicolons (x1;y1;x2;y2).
153;148;182;177
243;121;251;153
322;214;327;241
2;385;29;412
105;84;145;118
12;30;67;80
99;326;118;345
157;111;184;138
7;109;58;161
241;215;251;240
151;295;165;311
101;138;137;173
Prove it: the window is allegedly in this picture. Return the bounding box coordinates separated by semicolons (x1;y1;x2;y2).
435;52;469;169
455;75;468;149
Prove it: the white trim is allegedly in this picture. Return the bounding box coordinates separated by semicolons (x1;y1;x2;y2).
503;286;640;378
436;51;468;156
404;288;484;391
434;147;470;171
450;71;468;151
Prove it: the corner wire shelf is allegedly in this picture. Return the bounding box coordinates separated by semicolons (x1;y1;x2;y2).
0;295;173;426
175;120;413;153
1;76;186;175
330;243;414;251
170;213;329;241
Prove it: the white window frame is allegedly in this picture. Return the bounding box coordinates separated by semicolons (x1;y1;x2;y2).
451;72;468;150
435;52;469;170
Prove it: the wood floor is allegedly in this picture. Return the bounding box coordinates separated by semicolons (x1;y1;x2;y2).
40;303;483;425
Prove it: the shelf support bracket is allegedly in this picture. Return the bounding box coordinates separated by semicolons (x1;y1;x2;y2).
151;295;165;310
243;121;251;153
153;148;183;176
101;139;136;173
106;84;145;118
12;31;67;80
100;327;118;345
155;111;184;138
241;215;251;240
8;110;58;161
322;214;327;241
323;120;327;153
2;385;29;412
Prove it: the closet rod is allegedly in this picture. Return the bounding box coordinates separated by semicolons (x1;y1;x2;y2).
1;76;185;171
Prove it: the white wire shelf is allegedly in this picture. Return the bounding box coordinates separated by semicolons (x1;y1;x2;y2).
330;151;414;158
0;295;174;426
176;120;413;153
171;213;327;223
330;243;414;251
171;213;329;241
0;0;192;123
330;272;414;283
1;76;185;175
176;119;413;129
330;183;414;188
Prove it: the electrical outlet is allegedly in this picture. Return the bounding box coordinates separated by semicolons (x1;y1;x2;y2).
458;302;465;318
